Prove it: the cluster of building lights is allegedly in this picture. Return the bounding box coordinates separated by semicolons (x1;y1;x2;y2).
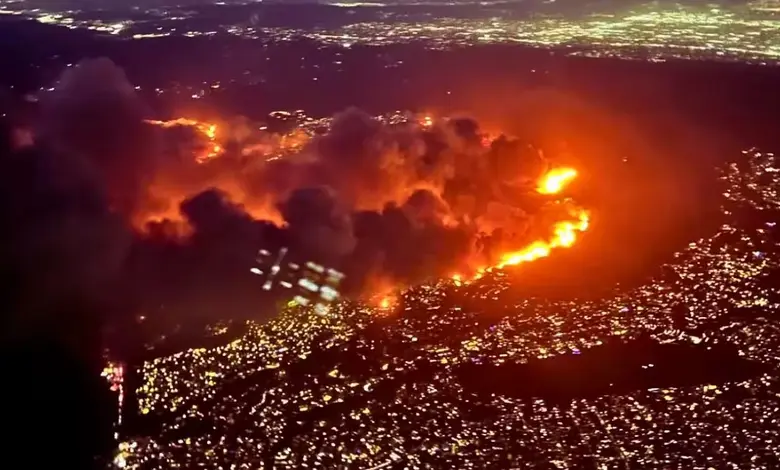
3;3;779;63
113;147;780;469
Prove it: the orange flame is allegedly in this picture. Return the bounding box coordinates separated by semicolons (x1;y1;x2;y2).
449;167;589;284
497;166;588;268
145;118;223;163
496;208;589;269
142;116;589;283
370;292;398;311
135;116;316;234
537;167;577;194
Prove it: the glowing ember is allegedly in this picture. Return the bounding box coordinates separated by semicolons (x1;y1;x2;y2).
537;167;578;195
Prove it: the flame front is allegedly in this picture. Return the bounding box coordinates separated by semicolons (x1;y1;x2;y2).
496;208;589;269
537;167;578;195
145;118;223;163
496;167;588;269
144;115;589;287
442;167;589;281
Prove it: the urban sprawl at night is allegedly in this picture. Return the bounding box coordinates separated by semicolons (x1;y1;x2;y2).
115;147;780;469
3;1;780;469
3;1;780;63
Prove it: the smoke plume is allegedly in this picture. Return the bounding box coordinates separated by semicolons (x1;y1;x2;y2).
18;59;583;324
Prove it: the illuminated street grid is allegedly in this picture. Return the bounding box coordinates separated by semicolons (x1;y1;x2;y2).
3;3;780;63
117;147;780;468
300;6;780;63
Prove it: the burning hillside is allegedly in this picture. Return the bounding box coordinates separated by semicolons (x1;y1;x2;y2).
144;118;222;164
24;58;593;321
141;112;590;288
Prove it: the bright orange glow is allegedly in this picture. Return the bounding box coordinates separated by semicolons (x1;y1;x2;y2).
466;167;590;276
135;116;293;234
497;167;588;268
146;118;223;163
451;273;463;286
418;114;434;128
140;116;590;284
377;294;399;310
537;167;578;194
496;208;589;269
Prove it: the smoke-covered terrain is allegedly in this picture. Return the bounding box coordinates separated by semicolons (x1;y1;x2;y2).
9;58;600;327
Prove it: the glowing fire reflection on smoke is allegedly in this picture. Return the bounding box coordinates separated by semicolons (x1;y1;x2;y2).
497;166;588;268
145;118;223;163
453;166;589;282
537;167;578;195
144;115;589;296
496;208;589;268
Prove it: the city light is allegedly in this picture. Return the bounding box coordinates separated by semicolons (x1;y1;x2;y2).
115;148;780;469
6;3;780;63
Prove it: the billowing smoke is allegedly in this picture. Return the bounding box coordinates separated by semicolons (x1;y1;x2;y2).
279;186;357;260
0;92;130;345
19;58;579;325
37;57;160;216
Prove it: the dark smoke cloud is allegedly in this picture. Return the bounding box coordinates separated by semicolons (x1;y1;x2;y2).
17;58;570;327
0;117;129;345
38;58;160;216
0;122;121;470
279;186;357;260
127;189;282;326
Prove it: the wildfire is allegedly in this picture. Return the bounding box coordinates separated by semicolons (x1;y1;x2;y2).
451;273;462;286
498;167;589;268
368;294;397;314
451;167;590;283
136;116;315;233
496;208;589;268
145;118;223;163
142;114;589;291
537;167;578;194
